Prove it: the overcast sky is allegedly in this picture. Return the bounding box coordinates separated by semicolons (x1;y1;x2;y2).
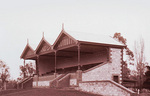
0;0;150;79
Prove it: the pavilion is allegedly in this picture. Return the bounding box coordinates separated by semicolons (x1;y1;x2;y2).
20;26;136;96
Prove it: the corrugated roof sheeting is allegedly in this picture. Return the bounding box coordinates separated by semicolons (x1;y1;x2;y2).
65;30;125;46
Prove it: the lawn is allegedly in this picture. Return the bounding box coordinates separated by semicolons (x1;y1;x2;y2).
0;88;102;96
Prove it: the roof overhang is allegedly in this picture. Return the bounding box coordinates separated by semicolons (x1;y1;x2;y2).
20;44;36;59
35;37;53;54
78;41;126;48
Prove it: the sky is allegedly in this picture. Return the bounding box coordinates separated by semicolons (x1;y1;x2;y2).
0;0;150;79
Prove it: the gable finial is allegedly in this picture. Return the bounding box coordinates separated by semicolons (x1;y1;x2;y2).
27;38;29;45
62;23;64;30
42;32;44;38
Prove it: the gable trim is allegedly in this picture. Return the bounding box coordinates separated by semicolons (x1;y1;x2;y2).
53;30;78;49
20;44;35;59
35;37;52;54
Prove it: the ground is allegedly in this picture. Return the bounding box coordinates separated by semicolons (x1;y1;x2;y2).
0;88;102;96
139;93;150;96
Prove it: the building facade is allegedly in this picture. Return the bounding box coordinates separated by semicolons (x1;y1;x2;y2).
20;28;135;96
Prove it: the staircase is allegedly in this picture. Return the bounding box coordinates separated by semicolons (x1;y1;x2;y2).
50;73;79;90
32;74;59;88
50;74;67;88
18;76;33;89
31;72;78;89
57;73;70;88
18;71;80;90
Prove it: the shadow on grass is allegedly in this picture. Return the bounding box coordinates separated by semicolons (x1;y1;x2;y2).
0;88;33;95
0;88;103;96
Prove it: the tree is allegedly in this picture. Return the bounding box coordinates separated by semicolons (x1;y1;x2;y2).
122;61;131;79
134;38;146;92
113;32;134;79
20;65;27;78
0;60;10;90
20;62;35;78
26;63;35;76
143;66;150;89
113;32;134;61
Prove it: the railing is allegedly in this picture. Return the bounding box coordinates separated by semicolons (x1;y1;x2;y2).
50;74;66;88
78;80;136;96
38;75;55;81
70;73;76;79
22;77;33;89
18;77;32;89
83;62;107;73
57;73;70;87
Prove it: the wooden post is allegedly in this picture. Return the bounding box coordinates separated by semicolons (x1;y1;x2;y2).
54;51;57;77
78;44;80;70
77;44;82;85
36;56;39;76
23;59;25;66
23;59;26;78
4;82;6;90
35;55;39;87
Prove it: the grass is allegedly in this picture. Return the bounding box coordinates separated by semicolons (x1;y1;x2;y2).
0;88;32;96
139;93;150;96
0;88;102;96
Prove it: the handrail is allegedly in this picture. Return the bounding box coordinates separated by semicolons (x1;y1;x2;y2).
50;74;65;87
58;73;70;82
22;77;33;89
80;80;135;94
83;62;107;73
38;75;55;81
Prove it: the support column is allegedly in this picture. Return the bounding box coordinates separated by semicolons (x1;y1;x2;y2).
78;44;80;70
105;47;110;62
35;56;39;76
77;43;82;85
120;48;124;84
23;59;25;66
108;47;112;63
23;59;26;78
54;51;57;77
35;55;39;87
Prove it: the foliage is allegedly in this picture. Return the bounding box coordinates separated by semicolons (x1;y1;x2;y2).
113;32;134;79
134;38;147;92
113;32;134;61
19;62;35;78
113;33;148;92
142;66;150;89
17;77;22;82
134;38;146;75
122;61;130;79
113;33;127;45
0;60;10;90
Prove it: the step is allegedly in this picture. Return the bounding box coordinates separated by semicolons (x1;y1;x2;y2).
56;86;78;91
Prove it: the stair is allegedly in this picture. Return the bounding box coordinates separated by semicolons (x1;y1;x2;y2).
57;73;70;88
56;86;78;91
32;72;79;90
50;73;69;88
18;76;33;89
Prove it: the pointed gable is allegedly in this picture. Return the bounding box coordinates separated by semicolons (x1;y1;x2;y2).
53;30;77;50
20;44;35;59
35;38;52;54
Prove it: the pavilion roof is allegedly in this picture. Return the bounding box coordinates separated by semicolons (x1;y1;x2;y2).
21;28;126;59
62;30;125;47
29;43;37;50
35;37;52;53
20;44;35;59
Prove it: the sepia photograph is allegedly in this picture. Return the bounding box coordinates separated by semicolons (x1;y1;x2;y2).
0;0;150;96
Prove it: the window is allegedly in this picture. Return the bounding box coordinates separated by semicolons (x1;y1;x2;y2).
113;75;119;83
